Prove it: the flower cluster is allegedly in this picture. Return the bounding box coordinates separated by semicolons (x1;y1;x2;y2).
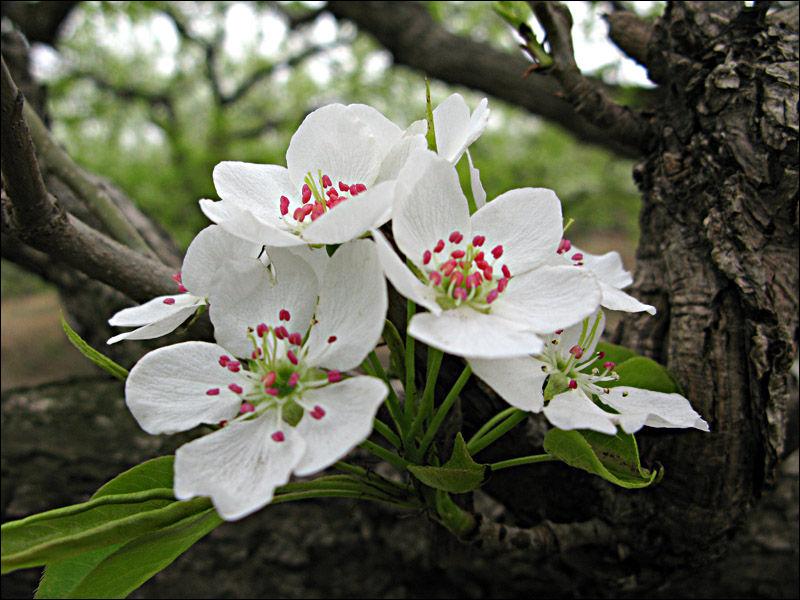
110;94;707;521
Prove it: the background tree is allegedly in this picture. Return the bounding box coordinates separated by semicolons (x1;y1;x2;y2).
2;1;797;597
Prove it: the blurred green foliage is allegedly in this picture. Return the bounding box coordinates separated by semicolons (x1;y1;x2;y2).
4;1;647;297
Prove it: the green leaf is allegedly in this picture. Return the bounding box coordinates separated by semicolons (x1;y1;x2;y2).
61;315;128;380
544;428;660;489
408;433;490;493
609;356;683;394
382;319;406;381
53;510;222;599
1;492;210;573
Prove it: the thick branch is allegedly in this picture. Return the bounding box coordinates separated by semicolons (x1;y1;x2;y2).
1;1;79;46
326;1;642;158
470;515;613;556
603;10;654;68
1;57;174;302
530;1;653;151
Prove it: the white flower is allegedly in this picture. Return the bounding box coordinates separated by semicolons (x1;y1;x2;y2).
124;240;389;520
199;104;427;247
372;150;601;359
107;225;262;344
470;311;709;435
433;93;490;209
553;239;655;315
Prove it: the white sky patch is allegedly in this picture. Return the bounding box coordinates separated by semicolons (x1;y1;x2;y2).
224;3;259;61
257;13;288;57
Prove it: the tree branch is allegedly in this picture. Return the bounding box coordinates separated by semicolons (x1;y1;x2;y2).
470;515;613;556
1;1;79;46
1;56;174;302
326;0;643;158
529;1;653;152
603;10;655;70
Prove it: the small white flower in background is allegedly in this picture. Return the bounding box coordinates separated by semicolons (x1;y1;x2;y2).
199;104;427;247
373;149;602;359
124;240;389;520
433;93;490;208
107;226;261;344
471;311;709;435
553;238;656;315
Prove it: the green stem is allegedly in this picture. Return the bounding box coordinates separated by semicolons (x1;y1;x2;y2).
408;348;443;443
272;489;418;509
489;454;556;471
467;410;529;455
373;418;402;449
366;351;406;434
333;462;413;497
417;364;472;458
467;407;518;446
404;298;417;423
359;440;410;471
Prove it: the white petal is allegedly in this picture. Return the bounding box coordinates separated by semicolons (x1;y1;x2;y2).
347;103;403;157
293;376;388;476
603;387;710;433
599;282;657;315
182;225;262;296
392;150;471;263
376;133;428;183
107;305;200;344
304;240;388;370
174;413;306;520
469;356;546;412
470;188;563;274
493;265;602;333
285;244;330;286
213;162;294;222
108;293;200;327
125;341;245;434
433;94;489;164
302;181;396;245
406;118;428;136
199;199;305;247
371;228;442;315
543;389;618;435
575;247;632;289
466;150;486;209
409;307;544;359
286;104;381;188
209;248;318;357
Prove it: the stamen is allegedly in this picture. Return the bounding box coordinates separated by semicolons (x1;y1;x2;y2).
287;350;299;365
288;372;300;387
502;264;512;279
206;388;220;396
302;184;312;203
449;231;463;244
251;349;261;359
327;370;342;383
422;250;432;265
275;326;288;339
322;174;332;188
339;182;350;192
486;289;499;304
433;240;445;253
571;253;584;261
482;266;493;280
555;329;564;335
568;379;578;389
163;297;176;305
218;419;228;427
177;284;188;293
453;288;467;302
429;271;442;286
271;431;285;442
497;277;508;292
219;355;231;367
451;249;466;259
280;196;290;216
293;207;306;222
310;405;326;420
569;345;584;359
265;387;280;396
472;235;485;246
262;371;277;386
557;238;571;254
228;383;244;394
327;335;337;343
227;361;241;373
171;272;182;284
288;332;303;346
256;323;269;337
603;361;616;370
491;245;504;259
279;309;291;322
239;402;255;414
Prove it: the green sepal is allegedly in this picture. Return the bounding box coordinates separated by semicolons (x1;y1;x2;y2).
492;1;533;30
425;78;437;152
381;319;406;381
543;428;661;489
408;433;490;493
61;315;128;380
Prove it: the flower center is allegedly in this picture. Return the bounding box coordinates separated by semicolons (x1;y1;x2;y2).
209;307;342;429
278;171;367;231
420;231;512;311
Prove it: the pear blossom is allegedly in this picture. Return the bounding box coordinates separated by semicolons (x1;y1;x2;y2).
199;104;427;248
554;239;656;315
470;311;709;435
124;240;389;520
372;150;602;359
107;225;261;344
